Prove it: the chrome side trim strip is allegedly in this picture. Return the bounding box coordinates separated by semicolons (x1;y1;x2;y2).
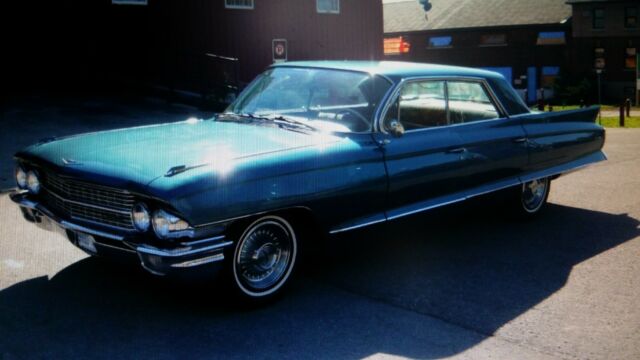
376;76;511;134
136;241;234;258
171;254;225;268
329;217;387;234
60;221;125;241
386;198;466;221
519;151;607;184
331;151;606;233
94;241;137;254
180;235;226;247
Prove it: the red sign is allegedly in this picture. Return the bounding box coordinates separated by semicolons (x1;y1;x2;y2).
384;37;411;56
273;39;287;62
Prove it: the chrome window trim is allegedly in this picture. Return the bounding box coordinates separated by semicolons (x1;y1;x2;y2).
375;76;510;135
252;65;397;135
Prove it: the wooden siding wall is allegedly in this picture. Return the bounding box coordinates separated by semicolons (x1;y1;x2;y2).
3;0;383;95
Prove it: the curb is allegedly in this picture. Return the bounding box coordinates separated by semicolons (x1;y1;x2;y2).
0;187;16;195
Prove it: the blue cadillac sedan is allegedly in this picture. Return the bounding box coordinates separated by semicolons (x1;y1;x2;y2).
11;61;605;301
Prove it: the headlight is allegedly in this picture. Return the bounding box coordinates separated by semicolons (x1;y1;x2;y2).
26;170;40;194
152;209;190;239
15;166;27;189
132;203;151;232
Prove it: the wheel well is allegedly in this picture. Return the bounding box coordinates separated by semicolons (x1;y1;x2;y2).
225;207;323;242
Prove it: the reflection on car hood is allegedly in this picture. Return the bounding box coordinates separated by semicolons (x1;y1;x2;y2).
18;119;343;186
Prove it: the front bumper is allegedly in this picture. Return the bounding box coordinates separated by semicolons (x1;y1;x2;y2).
10;191;233;276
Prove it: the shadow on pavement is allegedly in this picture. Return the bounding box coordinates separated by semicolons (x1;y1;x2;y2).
0;201;638;359
317;201;640;337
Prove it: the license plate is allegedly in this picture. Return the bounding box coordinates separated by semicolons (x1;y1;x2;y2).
77;233;97;253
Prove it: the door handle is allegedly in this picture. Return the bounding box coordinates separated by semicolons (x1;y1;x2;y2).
512;137;528;143
447;147;467;154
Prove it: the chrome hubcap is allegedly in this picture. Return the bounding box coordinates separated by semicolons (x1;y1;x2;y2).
236;220;293;292
522;178;548;212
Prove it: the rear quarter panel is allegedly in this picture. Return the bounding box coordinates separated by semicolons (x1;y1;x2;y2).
520;107;605;172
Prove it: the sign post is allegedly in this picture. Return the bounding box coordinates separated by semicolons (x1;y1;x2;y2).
636;53;639;106
596;69;603;125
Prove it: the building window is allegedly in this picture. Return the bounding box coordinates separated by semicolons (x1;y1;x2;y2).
479;34;507;47
625;48;637;69
112;0;147;4
384;37;411;55
536;32;566;45
541;67;560;88
428;36;452;48
317;0;339;14
593;8;605;29
626;7;638;28
225;0;254;10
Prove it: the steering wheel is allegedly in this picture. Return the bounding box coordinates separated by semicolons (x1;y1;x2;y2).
335;109;371;131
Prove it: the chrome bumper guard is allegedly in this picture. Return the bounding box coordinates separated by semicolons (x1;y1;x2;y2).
10;192;233;276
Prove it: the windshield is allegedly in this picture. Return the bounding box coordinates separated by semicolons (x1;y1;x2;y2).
225;67;393;133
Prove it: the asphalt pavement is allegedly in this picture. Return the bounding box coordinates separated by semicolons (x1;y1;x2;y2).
0;123;639;359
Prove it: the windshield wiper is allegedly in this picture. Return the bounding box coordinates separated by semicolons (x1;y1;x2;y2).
222;112;317;132
268;115;317;132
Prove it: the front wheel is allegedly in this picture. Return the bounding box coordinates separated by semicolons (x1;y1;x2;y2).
509;177;551;218
230;215;298;302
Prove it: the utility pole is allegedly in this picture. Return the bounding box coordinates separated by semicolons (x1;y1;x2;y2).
596;69;602;125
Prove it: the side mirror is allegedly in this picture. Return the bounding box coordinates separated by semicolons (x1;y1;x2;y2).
388;119;405;137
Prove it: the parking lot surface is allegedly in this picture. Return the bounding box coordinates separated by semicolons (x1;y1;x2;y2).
0;102;639;359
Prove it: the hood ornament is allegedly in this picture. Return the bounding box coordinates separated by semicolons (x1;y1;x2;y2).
62;158;82;166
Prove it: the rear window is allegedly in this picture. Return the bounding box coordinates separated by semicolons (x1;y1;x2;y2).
487;77;530;116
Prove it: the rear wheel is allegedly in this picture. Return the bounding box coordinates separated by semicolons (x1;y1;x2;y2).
509;177;550;218
230;215;298;302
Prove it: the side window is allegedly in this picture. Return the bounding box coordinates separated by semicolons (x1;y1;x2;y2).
385;80;447;131
447;81;500;124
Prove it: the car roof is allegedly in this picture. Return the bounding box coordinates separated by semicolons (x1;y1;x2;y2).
272;61;504;82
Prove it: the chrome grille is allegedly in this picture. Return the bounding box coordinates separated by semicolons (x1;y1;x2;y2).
40;171;135;230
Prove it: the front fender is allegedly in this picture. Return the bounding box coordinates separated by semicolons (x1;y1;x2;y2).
145;134;388;232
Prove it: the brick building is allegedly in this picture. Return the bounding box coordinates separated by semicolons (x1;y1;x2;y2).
383;0;640;104
568;0;640;103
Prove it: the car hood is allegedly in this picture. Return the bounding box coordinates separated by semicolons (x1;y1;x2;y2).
17;119;343;188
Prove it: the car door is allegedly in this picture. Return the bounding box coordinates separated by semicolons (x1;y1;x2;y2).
446;79;529;192
374;79;470;220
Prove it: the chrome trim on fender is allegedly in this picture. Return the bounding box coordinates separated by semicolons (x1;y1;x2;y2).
387;198;466;221
171;254;225;268
180;235;226;247
136;241;233;258
329;217;387;234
